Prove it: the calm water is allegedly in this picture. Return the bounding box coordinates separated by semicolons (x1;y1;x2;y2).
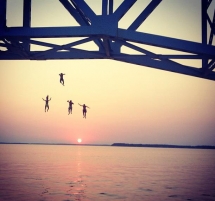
0;144;215;201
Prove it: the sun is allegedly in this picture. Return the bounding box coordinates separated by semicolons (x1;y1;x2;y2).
77;138;82;143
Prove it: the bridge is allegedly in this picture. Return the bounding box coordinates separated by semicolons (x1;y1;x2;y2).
0;0;215;81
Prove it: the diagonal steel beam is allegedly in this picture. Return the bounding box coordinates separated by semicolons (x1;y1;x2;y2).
204;59;215;76
2;38;29;58
0;49;105;60
28;39;62;49
59;0;104;50
60;0;90;25
209;10;215;45
113;54;215;81
116;0;162;50
113;0;137;21
117;29;215;57
32;48;105;60
70;0;97;23
32;37;95;59
207;0;213;9
128;0;162;30
116;39;195;70
208;59;215;71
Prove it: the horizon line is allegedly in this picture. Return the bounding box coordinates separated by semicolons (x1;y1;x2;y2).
0;142;215;149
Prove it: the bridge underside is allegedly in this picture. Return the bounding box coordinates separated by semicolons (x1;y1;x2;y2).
0;0;215;81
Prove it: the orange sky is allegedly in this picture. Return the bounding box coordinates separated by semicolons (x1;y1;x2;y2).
0;0;215;145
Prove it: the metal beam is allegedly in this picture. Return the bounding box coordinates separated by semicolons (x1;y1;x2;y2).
23;0;31;52
0;0;6;29
32;37;95;59
102;37;111;57
70;0;96;23
117;29;215;57
23;0;31;27
113;54;215;81
113;0;137;21
102;0;108;15
2;27;215;58
202;0;208;70
0;49;105;60
109;0;113;15
60;0;90;25
59;0;104;50
128;0;162;30
207;0;213;9
0;26;98;38
209;10;215;45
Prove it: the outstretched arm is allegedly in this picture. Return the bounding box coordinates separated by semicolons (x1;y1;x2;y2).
49;98;51;101
42;98;45;101
87;106;90;109
78;103;82;106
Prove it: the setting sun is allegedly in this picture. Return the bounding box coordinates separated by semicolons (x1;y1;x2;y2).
77;138;82;143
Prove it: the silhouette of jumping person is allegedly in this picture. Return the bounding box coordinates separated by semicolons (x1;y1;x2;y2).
59;73;65;86
42;95;51;112
67;100;74;115
78;103;90;118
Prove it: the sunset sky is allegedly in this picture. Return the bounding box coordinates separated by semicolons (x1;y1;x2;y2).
0;0;215;145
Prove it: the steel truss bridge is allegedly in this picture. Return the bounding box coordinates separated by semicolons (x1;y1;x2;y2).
0;0;215;81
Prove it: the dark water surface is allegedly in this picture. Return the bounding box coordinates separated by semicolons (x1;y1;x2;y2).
0;144;215;201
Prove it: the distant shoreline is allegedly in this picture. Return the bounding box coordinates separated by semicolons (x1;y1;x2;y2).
111;143;215;149
0;142;215;149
